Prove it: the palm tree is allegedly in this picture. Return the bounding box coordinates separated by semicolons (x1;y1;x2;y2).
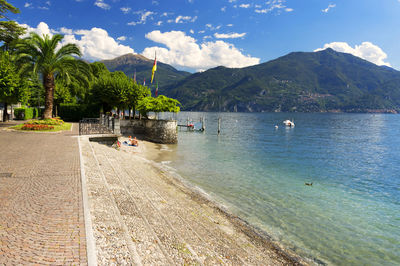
17;33;89;118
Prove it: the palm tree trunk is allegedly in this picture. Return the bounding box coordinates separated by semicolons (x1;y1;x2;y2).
43;73;54;119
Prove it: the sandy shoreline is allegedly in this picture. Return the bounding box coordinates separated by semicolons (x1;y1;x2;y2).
80;135;308;265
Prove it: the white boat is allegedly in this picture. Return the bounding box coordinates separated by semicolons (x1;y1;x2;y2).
283;119;295;127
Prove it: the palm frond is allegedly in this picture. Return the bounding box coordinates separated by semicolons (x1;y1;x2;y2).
55;43;82;60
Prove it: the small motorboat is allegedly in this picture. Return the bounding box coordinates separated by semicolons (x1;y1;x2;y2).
283;119;295;127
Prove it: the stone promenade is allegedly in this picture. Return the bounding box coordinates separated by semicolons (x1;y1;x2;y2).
80;136;302;265
0;124;87;265
0;121;303;265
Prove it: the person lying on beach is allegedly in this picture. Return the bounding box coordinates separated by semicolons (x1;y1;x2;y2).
131;137;139;147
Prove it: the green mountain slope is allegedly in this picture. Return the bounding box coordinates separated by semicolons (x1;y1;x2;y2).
161;48;400;113
101;53;191;88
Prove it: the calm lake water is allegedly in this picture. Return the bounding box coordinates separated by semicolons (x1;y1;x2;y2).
157;112;399;265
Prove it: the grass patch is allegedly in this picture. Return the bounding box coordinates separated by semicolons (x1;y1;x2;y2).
11;119;72;132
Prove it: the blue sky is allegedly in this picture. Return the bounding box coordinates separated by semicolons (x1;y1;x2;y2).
8;0;400;72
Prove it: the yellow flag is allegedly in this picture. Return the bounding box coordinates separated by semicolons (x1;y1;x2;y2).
151;55;157;83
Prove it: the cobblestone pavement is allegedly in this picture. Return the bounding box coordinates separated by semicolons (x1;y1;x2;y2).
0;125;87;265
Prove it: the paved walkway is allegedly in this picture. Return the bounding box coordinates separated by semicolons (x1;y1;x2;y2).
0;124;87;265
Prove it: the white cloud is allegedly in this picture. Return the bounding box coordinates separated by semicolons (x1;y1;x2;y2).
221;6;226;12
59;27;73;35
190;29;194;34
128;11;155;26
24;3;32;8
239;4;250;8
255;0;292;14
175;15;197;23
21;22;134;61
94;0;110;10
156;21;163;26
204;24;221;31
226;24;233;27
322;4;336;13
63;28;134;60
120;7;131;14
255;9;267;13
214;32;246;39
175;15;190;23
117;36;126;41
19;22;53;38
314;42;391;66
142;30;259;71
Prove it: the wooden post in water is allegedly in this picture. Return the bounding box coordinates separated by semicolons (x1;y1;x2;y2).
218;117;221;135
201;117;205;132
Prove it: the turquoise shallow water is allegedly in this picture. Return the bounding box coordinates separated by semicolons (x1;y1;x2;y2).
157;112;400;265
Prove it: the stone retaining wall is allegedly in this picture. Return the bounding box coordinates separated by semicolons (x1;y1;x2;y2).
120;119;177;144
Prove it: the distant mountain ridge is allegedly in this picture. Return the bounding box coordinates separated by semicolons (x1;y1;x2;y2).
160;48;400;113
100;50;400;113
100;53;191;87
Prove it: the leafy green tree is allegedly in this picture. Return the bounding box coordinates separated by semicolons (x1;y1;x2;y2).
0;1;25;51
0;0;19;19
53;67;91;114
0;21;26;51
91;70;146;117
90;62;109;79
0;51;28;121
126;82;150;119
27;74;44;108
16;33;90;118
137;95;180;118
104;71;131;116
91;71;127;114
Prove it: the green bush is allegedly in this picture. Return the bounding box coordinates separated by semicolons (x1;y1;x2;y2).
32;107;42;118
14;107;38;120
14;108;25;120
59;103;100;121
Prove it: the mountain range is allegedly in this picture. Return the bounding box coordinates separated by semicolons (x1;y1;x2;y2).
100;49;400;113
101;54;191;87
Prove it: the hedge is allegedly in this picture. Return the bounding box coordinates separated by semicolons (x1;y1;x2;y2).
14;107;41;120
59;103;101;121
